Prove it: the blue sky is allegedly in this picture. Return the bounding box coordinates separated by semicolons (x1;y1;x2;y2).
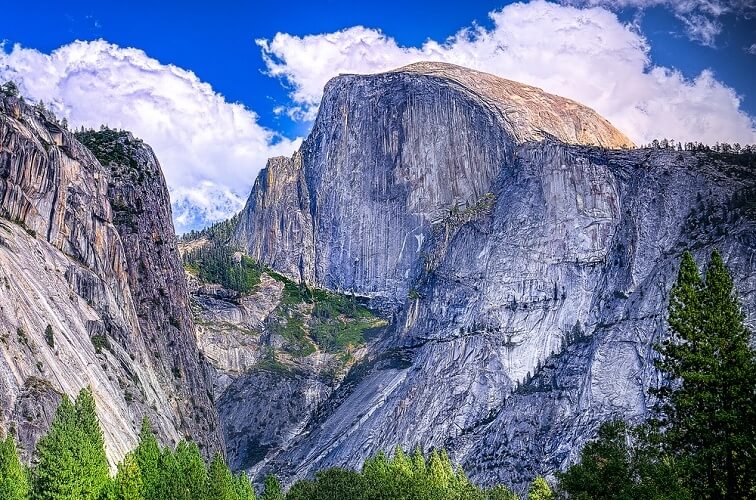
2;1;755;231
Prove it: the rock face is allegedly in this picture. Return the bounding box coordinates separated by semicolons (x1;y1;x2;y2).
0;97;222;464
232;62;756;489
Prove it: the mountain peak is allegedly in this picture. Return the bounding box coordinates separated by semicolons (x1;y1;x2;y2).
390;61;634;149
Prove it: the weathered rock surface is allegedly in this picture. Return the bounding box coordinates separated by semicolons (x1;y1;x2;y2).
181;260;386;477
232;62;756;490
0;97;222;464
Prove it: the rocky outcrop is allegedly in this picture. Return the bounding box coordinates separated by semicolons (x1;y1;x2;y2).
232;62;756;490
0;97;222;464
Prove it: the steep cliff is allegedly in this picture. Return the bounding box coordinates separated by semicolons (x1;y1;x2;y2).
0;96;222;464
232;62;756;489
178;225;388;474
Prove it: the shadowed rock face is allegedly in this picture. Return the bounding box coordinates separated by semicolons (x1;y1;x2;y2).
0;97;222;464
232;63;755;490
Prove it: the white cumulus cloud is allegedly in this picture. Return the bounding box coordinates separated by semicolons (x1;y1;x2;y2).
0;40;300;233
563;0;756;46
258;0;755;145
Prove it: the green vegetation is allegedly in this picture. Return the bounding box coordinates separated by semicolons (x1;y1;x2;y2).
527;476;553;500
181;215;263;294
265;272;387;358
286;447;517;500
556;249;755;499
182;216;386;359
0;435;29;500
14;390;256;500
75;127;146;176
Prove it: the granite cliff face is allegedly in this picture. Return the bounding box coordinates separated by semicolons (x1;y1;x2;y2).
0;96;222;464
230;62;755;489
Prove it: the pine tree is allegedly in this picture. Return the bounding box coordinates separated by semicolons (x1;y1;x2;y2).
156;447;183;500
654;251;756;498
0;435;29;500
259;474;283;500
32;388;110;499
110;453;144;500
133;418;160;500
73;387;110;497
527;476;553;500
175;440;207;500
206;452;236;500
233;472;256;500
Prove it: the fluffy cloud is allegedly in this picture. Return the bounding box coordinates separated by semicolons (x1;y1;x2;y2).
258;0;755;145
0;40;300;233
564;0;756;46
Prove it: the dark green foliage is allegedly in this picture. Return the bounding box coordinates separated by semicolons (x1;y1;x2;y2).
206;452;239;500
261;474;284;500
75;127;145;174
32;388;110;499
0;435;29;500
267;272;384;357
653;250;756;498
91;334;110;354
556;421;689;500
133;418;160;500
285;447;516;500
44;325;54;348
180;214;263;294
182;236;262;294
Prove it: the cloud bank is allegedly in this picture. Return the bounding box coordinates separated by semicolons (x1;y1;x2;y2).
563;0;756;46
0;40;300;233
258;0;755;145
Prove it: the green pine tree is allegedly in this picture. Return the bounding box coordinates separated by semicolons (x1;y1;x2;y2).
33;389;110;500
133;418;160;500
527;476;553;500
206;452;236;500
0;435;29;500
260;474;283;500
111;453;144;500
175;440;207;500
233;472;256;500
73;387;110;497
156;447;182;500
556;421;634;499
654;250;756;498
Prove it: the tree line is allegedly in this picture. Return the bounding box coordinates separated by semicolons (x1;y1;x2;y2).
558;250;755;499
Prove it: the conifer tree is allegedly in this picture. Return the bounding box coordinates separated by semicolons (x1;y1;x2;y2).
654;251;756;498
133;418;160;500
156;447;182;500
233;472;256;500
0;435;29;500
73;387;110;497
110;453;144;500
206;452;236;500
527;476;553;500
260;474;283;500
175;440;207;499
33;394;88;499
